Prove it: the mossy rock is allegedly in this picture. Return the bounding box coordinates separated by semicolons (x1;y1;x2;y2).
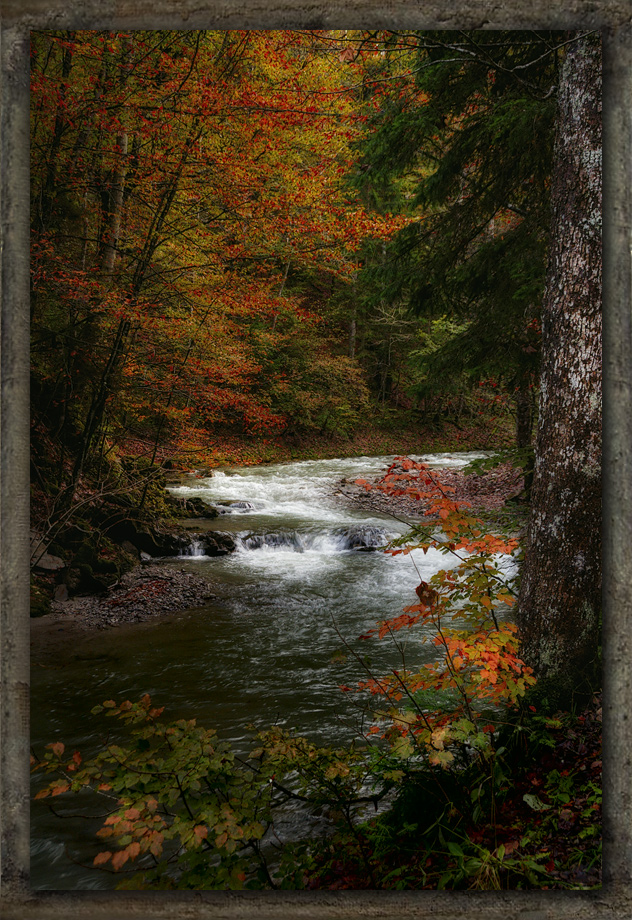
63;563;112;596
73;544;98;567
30;581;52;618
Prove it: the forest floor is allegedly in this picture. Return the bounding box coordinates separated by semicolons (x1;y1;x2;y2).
119;411;514;469
306;691;602;890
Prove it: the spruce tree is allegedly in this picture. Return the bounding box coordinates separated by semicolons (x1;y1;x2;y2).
351;31;564;446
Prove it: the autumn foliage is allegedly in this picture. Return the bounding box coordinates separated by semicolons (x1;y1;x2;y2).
32;457;549;890
31;30;408;479
346;458;535;773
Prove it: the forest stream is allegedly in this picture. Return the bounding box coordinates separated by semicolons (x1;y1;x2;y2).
31;451;517;890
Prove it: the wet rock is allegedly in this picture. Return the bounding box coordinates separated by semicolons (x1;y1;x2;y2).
121;540;140;560
149;528;192;555
187;497;218;517
335;525;387;551
31;530;66;570
202;532;237;556
241;532;303;552
62;567;83;594
166;494;219;518
213;500;257;514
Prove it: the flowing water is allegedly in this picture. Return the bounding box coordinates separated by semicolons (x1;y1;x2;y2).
31;451;514;889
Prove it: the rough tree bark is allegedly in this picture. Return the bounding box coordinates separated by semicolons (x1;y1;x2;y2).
517;33;602;700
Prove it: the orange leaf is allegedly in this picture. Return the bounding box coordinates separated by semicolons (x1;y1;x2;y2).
93;851;112;867
111;849;130;871
127;841;141;860
497;594;515;606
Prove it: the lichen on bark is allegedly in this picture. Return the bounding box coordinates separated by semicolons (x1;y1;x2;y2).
517;33;602;701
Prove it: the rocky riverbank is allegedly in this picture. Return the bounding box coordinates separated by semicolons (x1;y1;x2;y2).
29;480;236;624
38;563;218;631
335;459;526;520
31;456;526;633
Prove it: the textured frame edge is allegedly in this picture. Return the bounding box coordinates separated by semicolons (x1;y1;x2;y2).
1;4;630;918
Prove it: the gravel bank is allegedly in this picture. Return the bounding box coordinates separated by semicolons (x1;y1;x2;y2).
334;460;525;520
44;563;217;630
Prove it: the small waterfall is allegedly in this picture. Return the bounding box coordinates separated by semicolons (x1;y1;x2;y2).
239;532;306;553
212;500;259;515
186;540;206;557
236;526;389;555
332;525;388;552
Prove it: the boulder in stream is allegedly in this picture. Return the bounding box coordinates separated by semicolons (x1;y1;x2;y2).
201;533;237;556
334;525;388;552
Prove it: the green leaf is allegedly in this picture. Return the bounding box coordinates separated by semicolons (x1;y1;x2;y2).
523;793;551;811
447;841;465;858
438;871;455;889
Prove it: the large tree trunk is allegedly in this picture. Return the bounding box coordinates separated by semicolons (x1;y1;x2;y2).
517;34;602;699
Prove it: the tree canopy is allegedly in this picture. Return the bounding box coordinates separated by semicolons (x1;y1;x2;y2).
31;30;403;486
